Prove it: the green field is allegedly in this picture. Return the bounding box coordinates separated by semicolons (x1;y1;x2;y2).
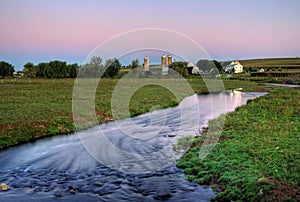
225;58;300;84
229;73;300;85
0;77;273;149
239;57;300;69
177;87;300;201
1;77;298;201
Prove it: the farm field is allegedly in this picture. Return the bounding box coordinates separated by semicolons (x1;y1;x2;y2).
226;58;300;85
239;57;300;69
0;78;273;149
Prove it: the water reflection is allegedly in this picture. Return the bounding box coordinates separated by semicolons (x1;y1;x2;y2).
0;91;267;201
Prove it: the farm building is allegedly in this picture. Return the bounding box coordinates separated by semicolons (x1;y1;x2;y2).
187;62;205;74
223;61;243;74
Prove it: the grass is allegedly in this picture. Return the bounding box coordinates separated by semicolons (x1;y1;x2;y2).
176;87;300;201
227;74;300;85
0;79;76;148
237;58;300;84
239;57;300;68
0;77;274;149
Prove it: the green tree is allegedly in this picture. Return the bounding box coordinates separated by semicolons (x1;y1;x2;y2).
36;62;49;78
35;61;77;78
79;56;104;78
169;61;188;76
23;62;36;78
67;63;78;78
48;60;67;78
196;59;215;73
0;61;14;78
131;58;140;69
90;56;102;67
44;64;54;78
104;58;121;78
212;60;222;72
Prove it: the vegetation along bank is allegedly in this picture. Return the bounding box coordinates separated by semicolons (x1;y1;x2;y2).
177;87;300;201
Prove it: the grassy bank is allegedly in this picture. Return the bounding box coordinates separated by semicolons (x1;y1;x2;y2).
0;78;274;149
225;75;300;85
177;87;300;201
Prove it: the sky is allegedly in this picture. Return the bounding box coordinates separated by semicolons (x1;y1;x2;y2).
0;0;300;70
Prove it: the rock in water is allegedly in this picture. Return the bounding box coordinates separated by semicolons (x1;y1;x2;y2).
93;182;103;187
69;189;76;194
54;189;64;197
0;183;10;191
153;193;172;200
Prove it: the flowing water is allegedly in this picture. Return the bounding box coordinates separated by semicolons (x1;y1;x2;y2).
0;91;267;201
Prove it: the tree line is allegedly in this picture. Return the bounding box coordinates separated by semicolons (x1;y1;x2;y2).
1;57;222;79
0;56;122;79
23;61;79;78
0;61;15;78
78;56;121;78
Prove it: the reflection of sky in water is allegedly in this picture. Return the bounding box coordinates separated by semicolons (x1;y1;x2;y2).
79;91;267;173
0;91;267;174
193;91;267;126
229;90;243;111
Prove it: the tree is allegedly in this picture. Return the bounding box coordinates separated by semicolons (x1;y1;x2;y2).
67;63;78;78
169;61;188;76
131;58;140;69
212;60;222;72
36;62;49;78
0;61;14;78
196;60;216;73
79;56;105;78
104;58;121;78
23;62;36;78
35;61;78;78
48;60;67;78
90;56;102;67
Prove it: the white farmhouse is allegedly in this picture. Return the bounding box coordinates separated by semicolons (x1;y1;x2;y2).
224;61;243;74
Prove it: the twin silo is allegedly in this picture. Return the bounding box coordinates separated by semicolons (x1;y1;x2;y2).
143;55;172;71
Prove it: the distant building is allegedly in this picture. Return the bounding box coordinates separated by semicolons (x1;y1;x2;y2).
186;62;196;74
162;66;169;75
186;62;204;75
144;57;149;71
161;55;167;67
142;55;173;75
187;62;195;68
167;55;172;66
13;71;23;77
223;61;243;74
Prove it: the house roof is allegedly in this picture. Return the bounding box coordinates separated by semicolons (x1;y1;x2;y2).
221;61;232;67
187;62;196;67
223;60;243;67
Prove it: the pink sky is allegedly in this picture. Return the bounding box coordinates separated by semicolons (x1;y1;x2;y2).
0;0;300;70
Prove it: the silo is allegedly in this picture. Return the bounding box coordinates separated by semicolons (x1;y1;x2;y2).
161;55;167;67
144;57;149;71
167;55;172;66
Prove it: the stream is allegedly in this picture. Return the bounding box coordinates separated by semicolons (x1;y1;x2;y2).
0;91;267;201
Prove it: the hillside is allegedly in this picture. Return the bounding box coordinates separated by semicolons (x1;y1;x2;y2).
239;57;300;69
